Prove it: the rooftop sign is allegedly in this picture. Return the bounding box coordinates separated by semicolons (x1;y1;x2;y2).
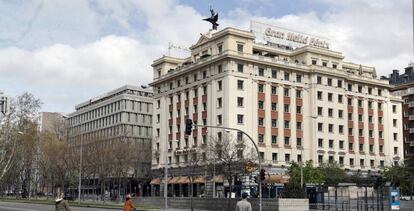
250;21;330;49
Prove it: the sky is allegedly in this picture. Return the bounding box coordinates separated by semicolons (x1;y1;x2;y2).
0;0;412;113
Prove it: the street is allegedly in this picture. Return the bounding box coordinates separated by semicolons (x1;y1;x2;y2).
0;201;122;211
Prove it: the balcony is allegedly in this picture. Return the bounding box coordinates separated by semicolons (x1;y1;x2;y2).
193;97;198;105
409;115;414;121
202;95;207;103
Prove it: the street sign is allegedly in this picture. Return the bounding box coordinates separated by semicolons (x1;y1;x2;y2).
244;161;256;173
389;187;401;210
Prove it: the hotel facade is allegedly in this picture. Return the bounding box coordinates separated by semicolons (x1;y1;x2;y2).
150;23;404;188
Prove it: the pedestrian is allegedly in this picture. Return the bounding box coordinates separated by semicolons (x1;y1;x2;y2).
55;191;71;211
236;192;252;211
123;194;136;211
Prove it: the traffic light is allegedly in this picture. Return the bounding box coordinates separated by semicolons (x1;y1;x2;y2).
260;169;266;181
185;119;193;135
254;176;258;183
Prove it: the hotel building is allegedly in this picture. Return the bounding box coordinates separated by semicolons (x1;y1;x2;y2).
388;64;414;158
150;22;404;182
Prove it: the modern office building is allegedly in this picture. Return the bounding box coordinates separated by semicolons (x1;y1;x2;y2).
0;91;10;119
66;85;153;195
388;64;414;158
150;22;404;197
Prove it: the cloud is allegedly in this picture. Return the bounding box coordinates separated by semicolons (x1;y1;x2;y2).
0;0;412;113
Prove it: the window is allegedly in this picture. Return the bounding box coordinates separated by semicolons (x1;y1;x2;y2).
378;89;382;96
327;78;332;86
338;95;343;103
284;72;290;80
285;154;290;162
237;43;244;52
348;84;353;91
318;155;323;163
359;144;364;152
258;84;264;92
298;154;302;163
350;158;354;166
284;120;290;129
272;153;278;161
348;113;353;120
237;63;244;72
339;140;344;149
318;107;323;116
360;159;364;167
259;152;264;160
379;145;383;153
328;124;334;133
378;102;382;110
370;160;375;167
328;108;333;117
217;98;222;108
296;74;302;82
317;76;322;84
329;156;334;163
296;106;302;114
237;80;244;90
237;132;243;141
237;97;244;107
284;104;290;112
296;90;302;98
393;133;397;141
348;98;353;106
369;130;373;138
333;64;338;69
258;134;264;143
318;139;323;147
284;137;290;145
296;122;302;130
317;91;323;100
258;101;264;109
203;71;207;79
329;139;334;148
271;136;277;144
328;93;333;102
392;105;397;113
297;138;302;147
337;80;342;87
322;61;327;67
217;80;222;91
339;125;344;134
284;88;290;96
272;119;277;127
312;60;317;65
369;144;374;153
349;143;354;151
258;67;264;76
271;86;277;95
237;114;244;124
378;116;383;124
271;69;277;78
338;110;343;118
318;123;323;131
258;118;264;126
368;87;372;94
393;119;397;127
358;85;362;93
217;115;222;125
358;114;363;122
358;100;362;107
359;129;363;137
379;131;383;139
380;160;384;167
271;103;277;111
218;45;223;54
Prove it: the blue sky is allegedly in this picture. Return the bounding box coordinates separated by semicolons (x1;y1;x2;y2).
0;0;412;113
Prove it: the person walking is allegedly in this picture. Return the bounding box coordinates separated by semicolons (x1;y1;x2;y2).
123;194;136;211
55;191;71;211
236;192;252;211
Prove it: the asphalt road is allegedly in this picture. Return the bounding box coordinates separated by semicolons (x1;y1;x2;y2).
0;201;122;211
